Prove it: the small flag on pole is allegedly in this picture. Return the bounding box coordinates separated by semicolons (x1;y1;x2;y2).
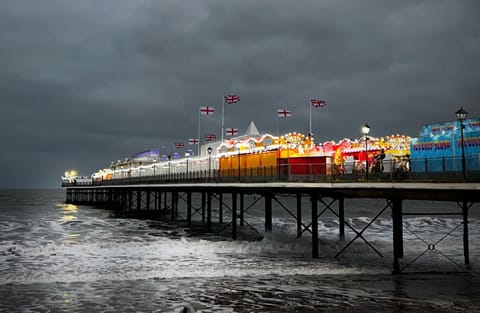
224;95;240;104
189;138;199;145
205;133;216;141
310;99;326;107
175;142;184;148
200;106;215;115
277;109;292;117
226;128;239;136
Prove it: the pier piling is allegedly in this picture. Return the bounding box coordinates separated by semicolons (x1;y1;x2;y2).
63;182;479;273
265;192;272;233
311;193;319;258
392;199;403;274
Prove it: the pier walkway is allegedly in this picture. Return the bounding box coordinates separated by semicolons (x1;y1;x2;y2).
64;181;480;274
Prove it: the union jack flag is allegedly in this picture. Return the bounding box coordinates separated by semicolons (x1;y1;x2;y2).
200;106;214;115
277;109;292;117
224;95;240;104
189;138;199;145
175;142;184;148
205;133;216;141
311;99;326;107
225;128;239;136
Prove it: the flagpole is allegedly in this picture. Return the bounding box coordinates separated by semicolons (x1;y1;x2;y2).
309;101;312;136
276;113;279;136
221;95;225;143
197;107;201;157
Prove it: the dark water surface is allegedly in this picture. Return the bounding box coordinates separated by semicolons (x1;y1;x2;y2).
1;189;479;312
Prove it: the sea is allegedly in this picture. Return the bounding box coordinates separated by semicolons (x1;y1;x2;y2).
1;189;480;312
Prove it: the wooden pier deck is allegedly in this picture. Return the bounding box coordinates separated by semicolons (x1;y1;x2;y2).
64;182;480;274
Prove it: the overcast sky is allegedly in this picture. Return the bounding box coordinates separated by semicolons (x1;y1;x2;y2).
1;0;479;188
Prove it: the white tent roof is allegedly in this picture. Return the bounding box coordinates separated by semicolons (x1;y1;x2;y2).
244;121;260;136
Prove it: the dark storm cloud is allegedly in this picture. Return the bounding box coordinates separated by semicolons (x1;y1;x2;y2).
1;0;479;188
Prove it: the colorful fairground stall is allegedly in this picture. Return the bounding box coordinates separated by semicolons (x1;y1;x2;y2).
410;117;480;174
215;126;412;179
216;129;332;179
277;132;331;178
326;135;411;175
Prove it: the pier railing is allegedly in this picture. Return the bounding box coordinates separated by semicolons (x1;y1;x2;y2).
62;155;480;187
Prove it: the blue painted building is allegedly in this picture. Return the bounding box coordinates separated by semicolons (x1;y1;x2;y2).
410;118;480;172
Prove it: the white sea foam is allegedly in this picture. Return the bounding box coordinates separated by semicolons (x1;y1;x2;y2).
1;229;397;285
2;192;480;312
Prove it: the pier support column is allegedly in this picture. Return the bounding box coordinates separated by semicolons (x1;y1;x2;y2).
65;189;70;203
137;190;142;210
187;191;192;227
207;191;212;232
240;193;244;226
146;190;151;210
392;198;403;274
201;192;206;223
311;193;319;258
122;190;127;210
462;201;470;266
128;190;133;210
232;193;237;240
297;193;302;238
170;192;177;221
265;192;273;233
218;193;223;224
170;191;178;221
163;192;167;212
174;192;179;219
339;197;345;241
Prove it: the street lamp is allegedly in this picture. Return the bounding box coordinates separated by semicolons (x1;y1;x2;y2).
456;106;468;179
207;146;213;181
286;141;291;178
168;155;172;180
237;143;241;181
362;123;371;180
185;152;190;179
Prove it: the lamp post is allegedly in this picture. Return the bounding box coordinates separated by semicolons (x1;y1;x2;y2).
237;144;241;181
207;146;212;181
286;141;291;179
362;123;371;180
456;107;468;179
168;155;172;180
185;152;190;179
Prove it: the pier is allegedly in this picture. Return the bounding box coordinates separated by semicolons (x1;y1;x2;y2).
64;181;480;274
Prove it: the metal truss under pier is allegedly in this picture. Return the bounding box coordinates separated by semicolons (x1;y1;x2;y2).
64;182;480;274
